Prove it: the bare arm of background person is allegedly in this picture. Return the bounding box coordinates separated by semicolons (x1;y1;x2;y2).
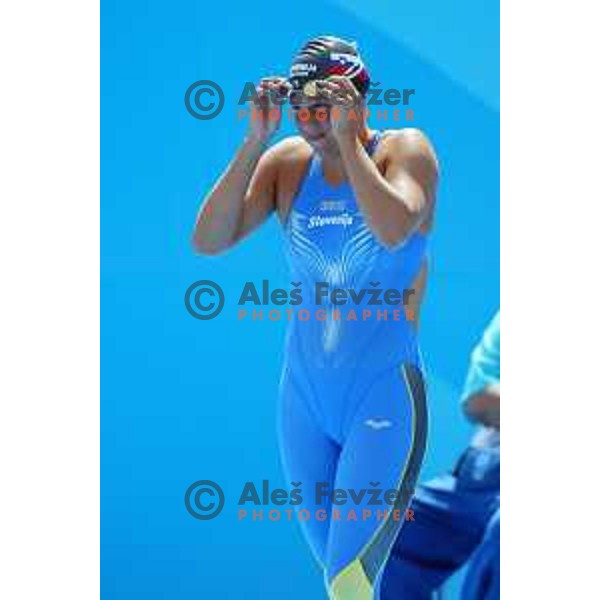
464;384;500;430
192;78;287;255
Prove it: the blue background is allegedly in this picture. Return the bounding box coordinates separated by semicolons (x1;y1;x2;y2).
101;1;499;598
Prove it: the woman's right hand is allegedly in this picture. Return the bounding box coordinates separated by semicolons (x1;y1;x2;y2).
247;77;290;144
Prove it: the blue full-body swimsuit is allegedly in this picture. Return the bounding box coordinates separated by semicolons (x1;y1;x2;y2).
278;132;429;599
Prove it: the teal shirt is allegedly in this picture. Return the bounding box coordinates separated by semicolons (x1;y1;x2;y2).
462;312;500;402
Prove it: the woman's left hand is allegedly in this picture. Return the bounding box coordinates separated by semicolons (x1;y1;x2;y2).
317;76;364;144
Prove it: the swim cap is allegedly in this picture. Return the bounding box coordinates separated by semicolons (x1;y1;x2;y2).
288;36;370;103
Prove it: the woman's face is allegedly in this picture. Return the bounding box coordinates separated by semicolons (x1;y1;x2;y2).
291;98;335;151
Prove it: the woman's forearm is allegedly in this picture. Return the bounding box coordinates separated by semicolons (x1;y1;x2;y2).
193;136;266;254
337;137;420;247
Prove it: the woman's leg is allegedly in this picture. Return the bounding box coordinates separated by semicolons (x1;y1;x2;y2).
325;363;428;600
278;365;341;566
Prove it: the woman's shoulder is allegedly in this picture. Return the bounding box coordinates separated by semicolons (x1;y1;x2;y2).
265;136;313;183
378;128;439;172
380;128;437;152
268;136;311;162
253;136;311;182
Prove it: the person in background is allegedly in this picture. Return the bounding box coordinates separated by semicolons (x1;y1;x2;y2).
381;311;500;600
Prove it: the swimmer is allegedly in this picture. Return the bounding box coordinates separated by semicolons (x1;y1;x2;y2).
193;35;439;599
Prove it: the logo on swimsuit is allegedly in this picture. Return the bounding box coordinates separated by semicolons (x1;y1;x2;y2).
364;418;393;430
308;213;354;229
319;200;346;212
